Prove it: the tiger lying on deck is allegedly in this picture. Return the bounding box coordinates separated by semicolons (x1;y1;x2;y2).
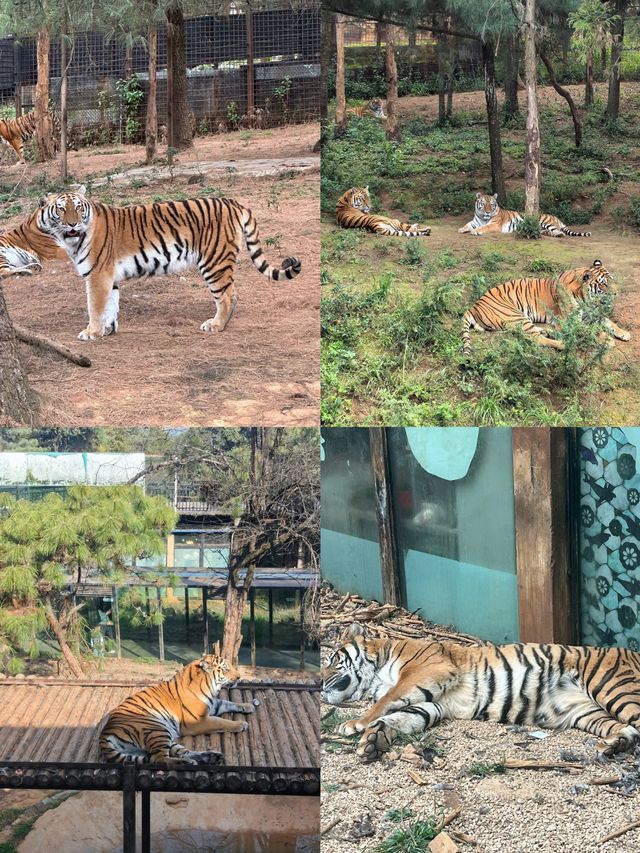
460;192;591;237
346;98;387;119
461;259;630;355
0;111;60;164
0;206;66;278
35;185;302;340
336;187;431;237
321;624;640;762
100;645;259;765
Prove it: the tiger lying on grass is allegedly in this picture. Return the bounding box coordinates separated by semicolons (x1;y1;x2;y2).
336;187;431;237
100;644;258;765
35;185;302;340
461;259;630;355
346;98;387;119
0;111;60;164
460;192;591;237
321;624;640;763
0;206;66;278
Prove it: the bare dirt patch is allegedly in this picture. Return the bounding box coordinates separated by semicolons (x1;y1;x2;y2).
0;123;320;427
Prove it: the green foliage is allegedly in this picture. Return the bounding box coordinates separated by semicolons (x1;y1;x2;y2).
385;808;415;824
376;815;442;853
515;215;542;240
468;761;506;777
115;76;144;144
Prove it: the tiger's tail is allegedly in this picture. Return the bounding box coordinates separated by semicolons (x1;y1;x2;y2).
462;310;476;358
560;225;591;237
242;207;302;281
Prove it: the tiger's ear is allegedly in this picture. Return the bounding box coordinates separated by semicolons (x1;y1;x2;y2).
77;184;87;196
583;272;591;283
198;657;211;672
212;641;220;657
365;185;369;192
492;194;498;201
475;192;482;199
593;259;602;267
347;622;364;639
38;195;49;208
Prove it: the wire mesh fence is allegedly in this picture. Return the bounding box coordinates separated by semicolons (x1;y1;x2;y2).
0;0;320;150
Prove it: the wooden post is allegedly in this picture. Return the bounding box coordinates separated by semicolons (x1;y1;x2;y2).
513;428;573;644
335;14;346;130
122;765;136;853
60;28;68;181
268;588;273;646
112;585;121;659
156;587;164;662
249;589;256;667
369;428;402;606
246;1;255;118
523;0;540;216
166;15;175;147
145;587;151;640
145;24;158;164
299;590;305;669
202;587;209;653
385;23;400;141
141;789;151;853
184;586;190;638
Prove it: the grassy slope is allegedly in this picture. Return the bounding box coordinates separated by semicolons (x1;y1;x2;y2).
321;84;640;426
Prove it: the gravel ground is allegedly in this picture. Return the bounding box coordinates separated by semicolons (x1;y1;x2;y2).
321;705;640;853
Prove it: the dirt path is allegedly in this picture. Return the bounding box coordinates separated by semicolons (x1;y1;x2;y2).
1;124;319;427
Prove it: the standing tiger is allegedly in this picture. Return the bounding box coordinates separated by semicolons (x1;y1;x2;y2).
100;645;259;765
0;206;67;278
461;259;630;355
322;625;640;762
346;98;387;119
336;187;431;237
459;192;591;237
35;185;302;340
0;111;60;164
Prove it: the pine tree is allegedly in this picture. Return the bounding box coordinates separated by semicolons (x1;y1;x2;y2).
0;485;177;677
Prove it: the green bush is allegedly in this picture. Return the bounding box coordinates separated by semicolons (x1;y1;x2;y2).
515;215;542;239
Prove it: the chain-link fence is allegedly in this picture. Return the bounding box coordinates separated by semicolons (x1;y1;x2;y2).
0;0;320;148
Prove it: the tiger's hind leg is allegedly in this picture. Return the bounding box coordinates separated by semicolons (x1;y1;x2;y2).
605;318;631;341
507;317;565;349
568;705;639;757
181;716;249;737
198;248;240;333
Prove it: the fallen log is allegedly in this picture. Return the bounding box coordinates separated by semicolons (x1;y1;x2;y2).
14;325;92;367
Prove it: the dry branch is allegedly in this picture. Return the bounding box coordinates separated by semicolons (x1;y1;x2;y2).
599;818;640;844
503;759;584;772
14;325;92;367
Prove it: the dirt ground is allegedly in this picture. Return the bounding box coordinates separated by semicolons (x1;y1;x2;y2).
0;123;320;427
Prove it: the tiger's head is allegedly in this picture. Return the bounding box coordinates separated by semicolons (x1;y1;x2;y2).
37;184;92;245
473;192;500;223
186;643;239;696
581;259;615;296
345;187;371;213
321;624;383;705
368;98;386;118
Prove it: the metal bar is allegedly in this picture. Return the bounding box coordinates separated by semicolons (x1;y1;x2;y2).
13;39;21;117
250;590;256;667
299;591;305;669
122;765;136;853
184;587;190;639
268;589;273;646
112;586;122;659
141;789;151;853
156;588;164;662
202;587;208;653
246;2;255;116
145;587;151;640
60;28;68;181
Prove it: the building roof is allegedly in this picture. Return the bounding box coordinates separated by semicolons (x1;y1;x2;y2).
0;677;319;796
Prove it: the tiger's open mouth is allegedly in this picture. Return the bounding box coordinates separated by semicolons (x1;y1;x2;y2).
64;228;81;239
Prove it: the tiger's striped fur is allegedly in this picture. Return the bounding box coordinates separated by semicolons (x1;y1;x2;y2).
35;185;302;340
0;111;60;164
322;626;640;762
461;259;630;355
459;192;591;238
100;646;258;765
0;206;66;278
336;187;431;237
346;98;387;119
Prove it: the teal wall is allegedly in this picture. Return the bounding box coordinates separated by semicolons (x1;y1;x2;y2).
321;529;383;602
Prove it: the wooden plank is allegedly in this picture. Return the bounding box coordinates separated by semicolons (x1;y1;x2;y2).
513;428;572;643
429;832;460;853
369;428;401;606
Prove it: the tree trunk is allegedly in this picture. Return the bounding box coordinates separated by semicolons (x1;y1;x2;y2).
335;14;347;131
482;40;506;204
446;32;454;119
600;45;607;79
145;25;158;164
0;287;36;425
318;6;334;149
436;33;446;125
606;0;626;123
35;26;54;162
166;4;193;149
502;32;520;122
540;49;582;148
585;50;594;108
44;595;84;678
60;29;68;181
524;0;540;217
385;24;400;140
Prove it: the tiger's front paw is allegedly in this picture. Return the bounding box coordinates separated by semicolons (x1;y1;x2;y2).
200;318;225;333
78;325;105;341
356;722;392;762
241;701;258;713
337;719;365;736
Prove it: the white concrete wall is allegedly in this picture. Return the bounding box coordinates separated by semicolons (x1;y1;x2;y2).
0;453;146;486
